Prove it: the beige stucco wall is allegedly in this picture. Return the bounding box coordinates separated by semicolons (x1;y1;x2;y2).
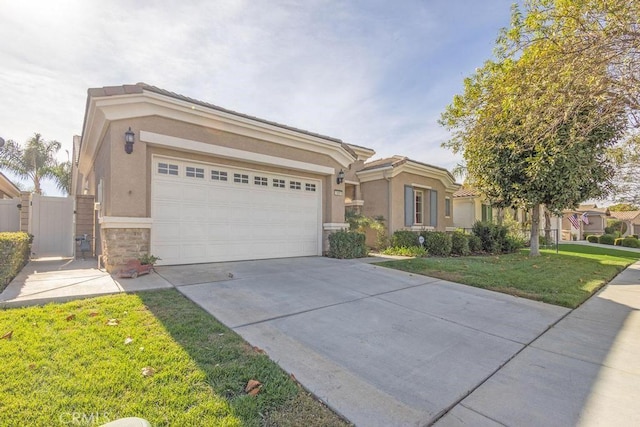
361;172;455;236
96;116;346;224
82;114;350;260
453;197;478;229
389;172;454;233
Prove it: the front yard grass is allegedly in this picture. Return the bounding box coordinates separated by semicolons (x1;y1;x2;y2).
0;289;348;427
378;244;640;308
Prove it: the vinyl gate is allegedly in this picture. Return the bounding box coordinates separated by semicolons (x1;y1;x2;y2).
0;198;20;232
29;194;74;257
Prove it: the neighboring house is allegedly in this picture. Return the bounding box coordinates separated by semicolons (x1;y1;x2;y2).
353;155;459;239
452;187;535;230
0;171;21;199
608;210;640;236
562;204;609;239
72;83;459;271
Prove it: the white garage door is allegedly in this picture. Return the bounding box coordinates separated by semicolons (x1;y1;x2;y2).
151;157;322;265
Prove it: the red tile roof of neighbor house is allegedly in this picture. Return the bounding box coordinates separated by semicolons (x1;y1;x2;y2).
452;187;480;198
86;83;357;157
609;210;640;221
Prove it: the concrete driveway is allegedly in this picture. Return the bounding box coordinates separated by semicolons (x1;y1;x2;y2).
159;257;569;426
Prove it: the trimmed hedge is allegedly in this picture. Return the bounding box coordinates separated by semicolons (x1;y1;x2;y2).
328;231;368;259
621;236;640;248
391;230;420;248
467;234;483;253
421;231;452;257
0;232;31;293
451;231;471;256
586;235;599;243
598;234;616;245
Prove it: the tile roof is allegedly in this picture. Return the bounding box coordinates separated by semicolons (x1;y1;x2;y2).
452;187;480;198
609;210;640;221
359;155;454;177
87;83;357;155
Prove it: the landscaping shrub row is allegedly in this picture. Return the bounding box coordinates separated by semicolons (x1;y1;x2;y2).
0;232;32;292
381;221;522;258
586;234;639;247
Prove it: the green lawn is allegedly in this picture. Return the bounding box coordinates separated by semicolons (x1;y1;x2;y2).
0;289;348;427
377;244;640;308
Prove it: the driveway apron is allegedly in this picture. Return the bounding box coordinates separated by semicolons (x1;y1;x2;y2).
167;257;568;426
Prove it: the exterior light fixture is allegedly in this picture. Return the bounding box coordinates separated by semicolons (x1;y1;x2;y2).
124;127;135;154
336;169;345;185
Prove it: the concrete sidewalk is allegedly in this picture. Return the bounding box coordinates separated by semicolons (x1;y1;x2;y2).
436;260;640;426
0;258;173;307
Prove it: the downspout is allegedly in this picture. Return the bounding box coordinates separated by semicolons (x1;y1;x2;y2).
384;170;392;235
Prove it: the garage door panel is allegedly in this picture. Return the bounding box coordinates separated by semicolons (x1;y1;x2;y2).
152;158;321;265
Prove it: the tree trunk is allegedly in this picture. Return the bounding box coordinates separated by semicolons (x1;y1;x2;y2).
544;208;551;246
530;204;541;256
497;208;504;226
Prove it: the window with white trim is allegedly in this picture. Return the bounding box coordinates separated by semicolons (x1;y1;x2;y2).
290;181;301;190
273;179;285;188
305;183;316;192
234;173;249;184
254;176;268;186
186;166;205;178
415;190;424;224
211;170;228;181
158;163;179;176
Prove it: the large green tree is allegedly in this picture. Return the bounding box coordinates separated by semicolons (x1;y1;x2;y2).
440;0;634;255
0;133;62;195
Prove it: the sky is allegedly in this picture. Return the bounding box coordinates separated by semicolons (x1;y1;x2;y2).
0;0;517;196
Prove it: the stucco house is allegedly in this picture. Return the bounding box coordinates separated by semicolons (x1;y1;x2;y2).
452;187;539;230
562;204;609;239
608;210;640;236
72;83;459;271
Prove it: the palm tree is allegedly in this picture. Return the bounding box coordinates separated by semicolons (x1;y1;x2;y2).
0;133;61;194
49;156;72;195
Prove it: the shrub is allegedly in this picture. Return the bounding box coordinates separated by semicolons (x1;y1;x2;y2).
614;238;624;246
586;235;599;243
471;221;508;254
598;234;616;245
450;231;470;256
328;231;368;259
391;230;420;248
467;234;483;253
421;231;452;257
633;235;639;239
503;235;525;253
0;232;31;293
381;246;428;257
621;237;640;248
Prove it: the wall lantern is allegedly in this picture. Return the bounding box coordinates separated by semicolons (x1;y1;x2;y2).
336;169;345;185
124;127;135;154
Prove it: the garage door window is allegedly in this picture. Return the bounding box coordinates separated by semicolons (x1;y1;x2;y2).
158;163;179;176
234;173;249;184
273;179;285;188
254;176;268;186
290;181;301;190
211;170;227;181
305;183;316;192
186;166;205;178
